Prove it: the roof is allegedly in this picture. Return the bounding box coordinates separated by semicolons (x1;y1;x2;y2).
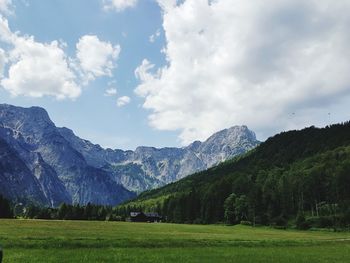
130;212;144;217
145;212;160;217
130;212;161;218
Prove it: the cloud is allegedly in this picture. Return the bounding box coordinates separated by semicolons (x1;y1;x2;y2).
0;0;12;15
103;0;138;12
134;59;159;84
149;29;161;43
116;96;130;107
0;48;6;77
0;16;81;99
0;17;121;100
76;35;120;83
135;0;350;144
104;87;117;96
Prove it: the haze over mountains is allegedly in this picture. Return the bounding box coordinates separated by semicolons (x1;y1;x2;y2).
0;104;260;207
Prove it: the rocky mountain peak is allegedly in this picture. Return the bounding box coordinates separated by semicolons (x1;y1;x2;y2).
0;104;54;141
194;125;260;167
0;104;260;205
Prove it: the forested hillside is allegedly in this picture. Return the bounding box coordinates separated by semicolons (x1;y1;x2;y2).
116;123;350;228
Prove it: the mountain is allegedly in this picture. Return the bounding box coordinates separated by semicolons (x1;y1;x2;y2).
0;137;49;206
117;123;350;226
60;125;260;193
0;104;259;206
0;104;135;206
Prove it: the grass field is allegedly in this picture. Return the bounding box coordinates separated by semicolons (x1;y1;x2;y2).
0;219;349;262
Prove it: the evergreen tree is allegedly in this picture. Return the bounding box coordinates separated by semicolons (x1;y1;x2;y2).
0;195;13;218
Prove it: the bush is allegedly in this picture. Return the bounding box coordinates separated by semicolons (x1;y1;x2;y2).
273;225;287;230
296;213;310;230
193;218;204;224
339;208;350;227
254;215;269;225
240;220;252;226
106;214;124;221
306;216;334;228
273;215;288;228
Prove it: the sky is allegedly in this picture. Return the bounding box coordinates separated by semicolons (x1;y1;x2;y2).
0;0;350;150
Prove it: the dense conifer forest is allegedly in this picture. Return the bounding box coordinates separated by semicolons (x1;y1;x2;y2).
116;122;350;229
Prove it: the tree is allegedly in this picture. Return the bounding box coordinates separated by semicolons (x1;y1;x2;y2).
24;204;40;219
224;193;237;224
234;195;249;222
296;212;309;230
58;203;68;219
0;195;13;218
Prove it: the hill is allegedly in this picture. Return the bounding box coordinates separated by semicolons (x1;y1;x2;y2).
117;122;350;227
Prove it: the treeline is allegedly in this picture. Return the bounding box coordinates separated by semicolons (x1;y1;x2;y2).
117;123;350;229
0;195;13;218
0;199;126;221
0;198;130;221
21;203;125;221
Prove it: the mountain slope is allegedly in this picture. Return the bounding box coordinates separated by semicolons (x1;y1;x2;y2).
60;125;260;192
0;104;134;206
0;137;48;205
0;103;259;205
118;123;350;225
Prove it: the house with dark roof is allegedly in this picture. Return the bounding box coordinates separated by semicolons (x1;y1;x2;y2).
129;212;162;222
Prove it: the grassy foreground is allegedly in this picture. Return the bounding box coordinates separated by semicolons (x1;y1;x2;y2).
0;219;349;262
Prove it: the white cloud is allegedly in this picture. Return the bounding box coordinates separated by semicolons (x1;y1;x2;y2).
0;14;12;41
134;59;159;84
0;0;12;15
103;0;138;12
76;35;120;83
116;96;130;107
0;48;6;77
105;87;117;96
0;16;81;100
0;17;121;100
149;29;161;43
135;0;350;144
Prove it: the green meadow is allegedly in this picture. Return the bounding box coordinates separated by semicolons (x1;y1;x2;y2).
0;219;349;262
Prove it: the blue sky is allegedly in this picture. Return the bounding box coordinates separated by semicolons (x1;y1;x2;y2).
0;0;180;150
1;0;350;150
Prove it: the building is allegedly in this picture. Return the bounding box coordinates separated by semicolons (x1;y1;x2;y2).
129;212;162;223
145;212;162;222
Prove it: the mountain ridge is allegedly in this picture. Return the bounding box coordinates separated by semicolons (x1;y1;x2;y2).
59;122;260;192
118;122;350;226
0;103;260;206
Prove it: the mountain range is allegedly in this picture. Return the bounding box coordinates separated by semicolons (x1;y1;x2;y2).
0;104;260;207
120;122;350;225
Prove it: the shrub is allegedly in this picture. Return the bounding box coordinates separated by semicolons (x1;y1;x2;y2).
273;215;288;228
240;220;252;226
193;218;204;224
273;225;287;230
296;213;310;230
306;216;334;228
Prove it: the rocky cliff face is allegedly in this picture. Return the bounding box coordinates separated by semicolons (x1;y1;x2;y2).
0;137;49;205
0;104;135;206
0;104;260;205
59;119;260;193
